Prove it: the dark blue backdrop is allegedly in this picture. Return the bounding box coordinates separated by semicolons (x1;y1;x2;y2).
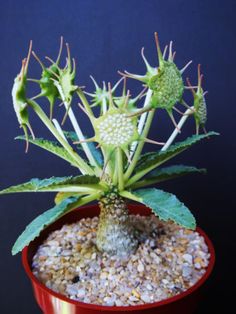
0;0;235;313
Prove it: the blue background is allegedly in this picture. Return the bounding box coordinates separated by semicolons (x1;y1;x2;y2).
0;0;235;313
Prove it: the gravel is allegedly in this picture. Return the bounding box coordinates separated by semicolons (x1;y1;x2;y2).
32;214;210;306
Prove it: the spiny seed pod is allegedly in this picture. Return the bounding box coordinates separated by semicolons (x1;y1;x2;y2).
187;64;207;135
12;41;35;152
119;33;192;130
114;77;147;113
85;76;123;111
49;42;78;124
74;83;140;171
93;84;139;150
29;38;77;124
29;38;64;120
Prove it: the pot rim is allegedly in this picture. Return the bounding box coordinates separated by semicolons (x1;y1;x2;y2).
22;204;215;312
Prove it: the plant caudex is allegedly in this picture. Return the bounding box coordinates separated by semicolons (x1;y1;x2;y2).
1;34;218;257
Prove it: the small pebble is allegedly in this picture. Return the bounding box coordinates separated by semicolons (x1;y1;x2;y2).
32;214;210;306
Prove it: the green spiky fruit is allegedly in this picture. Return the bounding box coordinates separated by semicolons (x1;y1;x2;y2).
94;108;139;149
194;92;207;127
149;62;184;110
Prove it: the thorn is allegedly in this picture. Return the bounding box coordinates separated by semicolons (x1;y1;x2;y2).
123;90;130;108
172;51;176;61
56;36;64;64
108;82;115;108
168;111;181;133
72;58;76;75
198;64;201;82
144;138;165;146
181;100;195;113
162;44;168;60
168;41;173;61
47;67;60;80
25;40;33;72
30;93;43;100
180;60;192;74
186;77;195;96
45;56;60;71
77;102;90;117
154;32;163;63
141;47;151;70
84;91;94;97
27;78;41;83
122;76;127;96
100;149;115;180
112;76;124;92
73;137;94;145
124;149;132;163
173;106;186;115
32;51;45;70
90;75;99;89
65;42;71;69
184;85;198;89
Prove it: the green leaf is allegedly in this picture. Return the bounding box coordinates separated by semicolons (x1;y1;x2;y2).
0;175;100;194
64;131;103;166
136;132;218;173
15;136;78;167
54;192;81;204
132;188;196;229
12;196;80;255
130;165;206;189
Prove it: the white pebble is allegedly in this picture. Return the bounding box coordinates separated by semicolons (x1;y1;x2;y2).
137;263;145;272
183;254;193;264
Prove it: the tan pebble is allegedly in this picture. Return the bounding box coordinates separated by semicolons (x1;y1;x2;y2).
39;256;47;261
100;272;108;279
132;289;141;299
75;243;82;251
78;231;87;236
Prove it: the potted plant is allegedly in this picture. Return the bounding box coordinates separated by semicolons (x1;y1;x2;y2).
1;33;218;314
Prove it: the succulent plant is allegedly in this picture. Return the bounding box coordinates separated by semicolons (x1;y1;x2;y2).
0;34;218;256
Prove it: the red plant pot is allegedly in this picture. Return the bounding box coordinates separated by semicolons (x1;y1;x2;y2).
22;204;215;314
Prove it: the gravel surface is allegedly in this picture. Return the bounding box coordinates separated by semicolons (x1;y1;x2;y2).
32;214;210;306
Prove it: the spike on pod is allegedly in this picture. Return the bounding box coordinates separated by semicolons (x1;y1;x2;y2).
12;41;35;153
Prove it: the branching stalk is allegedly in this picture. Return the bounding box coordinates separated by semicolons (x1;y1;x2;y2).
161;107;194;151
54;83;101;175
124;109;155;181
125;107;195;187
27;99;94;175
130;89;152;158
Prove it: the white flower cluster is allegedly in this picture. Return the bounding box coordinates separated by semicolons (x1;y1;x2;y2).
98;113;135;146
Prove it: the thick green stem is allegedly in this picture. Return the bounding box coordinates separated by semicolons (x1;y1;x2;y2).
96;192;138;256
117;147;124;191
27;99;94;175
124;110;155;182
